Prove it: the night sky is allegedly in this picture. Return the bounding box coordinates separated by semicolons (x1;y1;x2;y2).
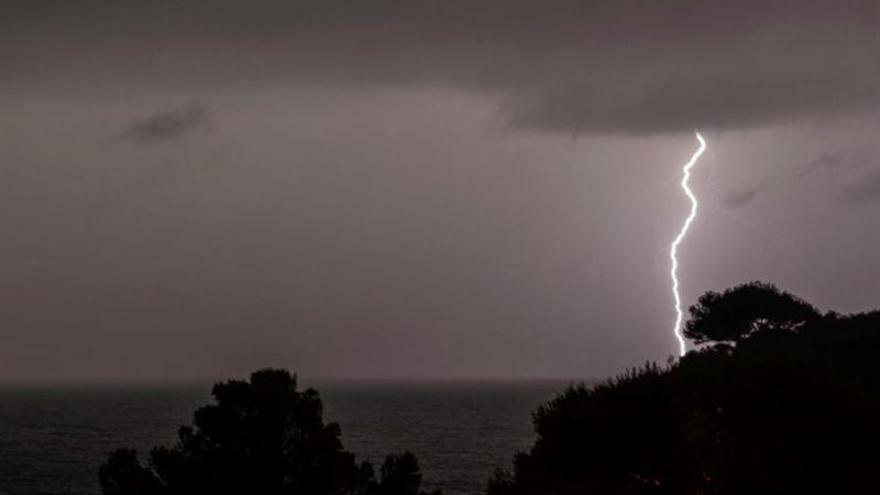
1;1;879;381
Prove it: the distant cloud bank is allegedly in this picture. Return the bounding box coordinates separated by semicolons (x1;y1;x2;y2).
120;103;210;144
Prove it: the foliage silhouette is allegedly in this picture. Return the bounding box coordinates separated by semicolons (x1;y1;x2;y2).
99;369;437;495
489;282;880;495
684;281;821;345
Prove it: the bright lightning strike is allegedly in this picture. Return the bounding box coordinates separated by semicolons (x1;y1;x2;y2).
670;131;707;357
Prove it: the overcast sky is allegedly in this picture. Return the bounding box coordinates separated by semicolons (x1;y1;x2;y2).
2;0;879;381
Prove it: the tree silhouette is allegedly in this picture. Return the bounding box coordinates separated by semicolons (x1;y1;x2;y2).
98;449;161;495
99;369;437;495
683;281;820;345
489;282;880;495
488;364;696;495
376;453;426;495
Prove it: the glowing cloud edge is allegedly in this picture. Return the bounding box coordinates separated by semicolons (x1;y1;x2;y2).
670;131;707;357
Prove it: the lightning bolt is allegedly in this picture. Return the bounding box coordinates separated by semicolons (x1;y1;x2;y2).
670;131;707;357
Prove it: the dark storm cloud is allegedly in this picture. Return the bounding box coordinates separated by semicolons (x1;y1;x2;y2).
120;103;210;144
808;152;847;170
805;151;872;171
841;168;880;203
722;187;759;209
2;0;878;134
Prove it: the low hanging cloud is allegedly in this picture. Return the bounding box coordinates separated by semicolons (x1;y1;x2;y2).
841;168;880;203
808;152;847;170
722;187;760;209
120;103;210;144
2;0;879;135
805;151;872;172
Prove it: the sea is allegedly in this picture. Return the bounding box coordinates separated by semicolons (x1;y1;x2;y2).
0;379;577;495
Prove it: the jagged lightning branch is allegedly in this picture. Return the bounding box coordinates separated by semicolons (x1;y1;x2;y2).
670;131;706;357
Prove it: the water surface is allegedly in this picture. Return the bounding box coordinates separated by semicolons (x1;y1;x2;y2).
0;380;573;495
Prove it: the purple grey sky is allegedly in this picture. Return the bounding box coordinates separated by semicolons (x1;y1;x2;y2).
1;1;879;381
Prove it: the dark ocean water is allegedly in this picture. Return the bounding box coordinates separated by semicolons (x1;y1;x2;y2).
0;380;573;495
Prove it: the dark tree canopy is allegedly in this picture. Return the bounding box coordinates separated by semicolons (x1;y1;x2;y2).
489;283;880;495
99;369;437;495
683;281;821;345
488;365;694;495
